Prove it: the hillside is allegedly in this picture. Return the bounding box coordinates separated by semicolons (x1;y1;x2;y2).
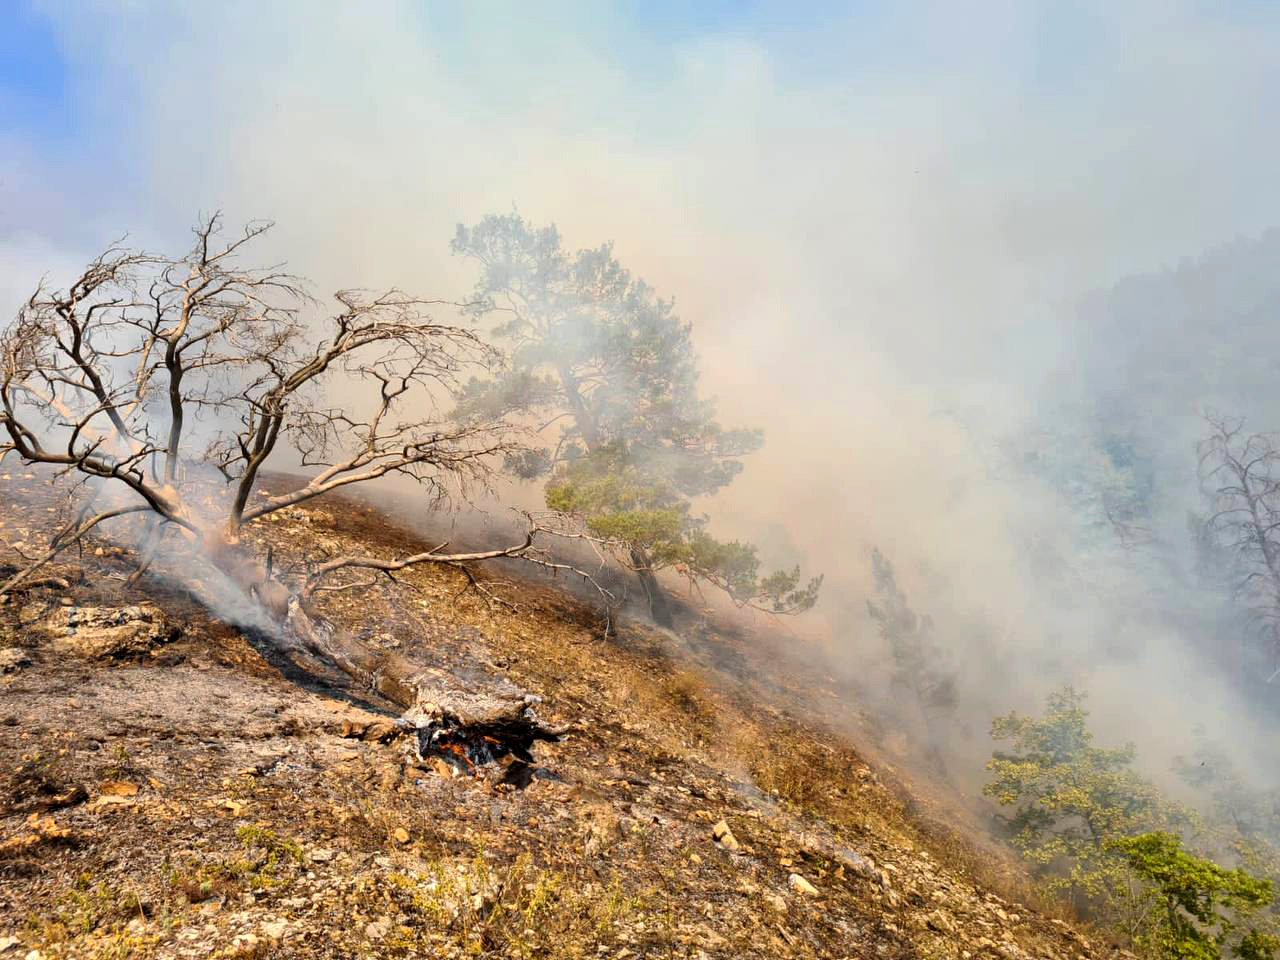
0;472;1123;960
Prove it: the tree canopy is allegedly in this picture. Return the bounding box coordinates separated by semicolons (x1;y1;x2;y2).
451;212;821;625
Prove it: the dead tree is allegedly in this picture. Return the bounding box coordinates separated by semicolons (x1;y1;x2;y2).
1198;415;1280;682
0;216;595;727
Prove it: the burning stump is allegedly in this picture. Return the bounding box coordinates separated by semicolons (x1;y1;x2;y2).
283;602;567;785
400;674;567;783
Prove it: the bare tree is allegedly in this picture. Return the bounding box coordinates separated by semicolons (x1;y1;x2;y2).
0;216;597;713
1197;415;1280;682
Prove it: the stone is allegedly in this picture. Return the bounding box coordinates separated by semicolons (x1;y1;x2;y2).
46;605;176;659
712;820;740;851
91;795;134;809
765;892;788;913
261;920;289;941
308;848;334;863
925;910;955;934
365;918;391;940
393;827;410;844
98;780;138;797
361;720;397;742
787;873;819;896
0;649;31;673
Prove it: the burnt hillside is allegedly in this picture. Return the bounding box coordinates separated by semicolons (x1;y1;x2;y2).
0;472;1121;960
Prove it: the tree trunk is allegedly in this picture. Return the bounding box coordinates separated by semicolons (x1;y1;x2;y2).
629;543;674;628
202;533;563;748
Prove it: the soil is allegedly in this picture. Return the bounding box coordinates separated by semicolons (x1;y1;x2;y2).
0;471;1129;959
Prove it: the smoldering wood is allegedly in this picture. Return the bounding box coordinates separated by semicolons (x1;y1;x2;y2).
283;598;566;774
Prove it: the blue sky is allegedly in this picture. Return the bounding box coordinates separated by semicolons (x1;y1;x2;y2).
0;3;68;134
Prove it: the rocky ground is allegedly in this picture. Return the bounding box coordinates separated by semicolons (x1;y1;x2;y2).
0;473;1128;959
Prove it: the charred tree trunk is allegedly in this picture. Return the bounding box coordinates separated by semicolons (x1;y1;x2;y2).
629;543;674;628
202;533;563;755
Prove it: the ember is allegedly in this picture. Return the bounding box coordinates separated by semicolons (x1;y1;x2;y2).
401;685;567;784
414;718;549;774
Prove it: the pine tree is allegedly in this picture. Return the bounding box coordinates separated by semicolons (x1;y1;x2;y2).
451;213;821;625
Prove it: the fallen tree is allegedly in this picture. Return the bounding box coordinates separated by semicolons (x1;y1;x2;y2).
0;215;587;745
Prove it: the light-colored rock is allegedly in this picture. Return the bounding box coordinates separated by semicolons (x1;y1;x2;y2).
712;819;740;851
46;605;175;659
98;780;138;797
0;649;31;673
261;920;289;941
787;873;819;896
925;909;955;934
308;848;334;863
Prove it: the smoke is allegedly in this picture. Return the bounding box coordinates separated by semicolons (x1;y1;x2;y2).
7;2;1280;797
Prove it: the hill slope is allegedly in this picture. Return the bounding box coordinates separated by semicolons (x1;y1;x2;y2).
0;473;1124;959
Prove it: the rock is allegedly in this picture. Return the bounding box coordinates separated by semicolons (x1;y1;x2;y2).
765;892;788;913
787;873;819;896
261;920;289;941
365;918;391;940
46;604;176;659
712;819;740;851
0;648;31;673
393;827;410;844
0;937;19;953
98;780;138;797
91;794;134;810
361;720;397;742
337;717;401;743
925;909;955;934
308;848;334;863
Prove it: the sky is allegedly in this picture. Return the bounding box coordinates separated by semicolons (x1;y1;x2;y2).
4;1;1280;779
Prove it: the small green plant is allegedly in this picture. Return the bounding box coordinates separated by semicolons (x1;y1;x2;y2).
237;824;304;865
25;875;146;945
168;842;297;904
100;742;132;780
376;853;641;958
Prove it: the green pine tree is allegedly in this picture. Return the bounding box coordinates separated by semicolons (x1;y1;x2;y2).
451;213;821;625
